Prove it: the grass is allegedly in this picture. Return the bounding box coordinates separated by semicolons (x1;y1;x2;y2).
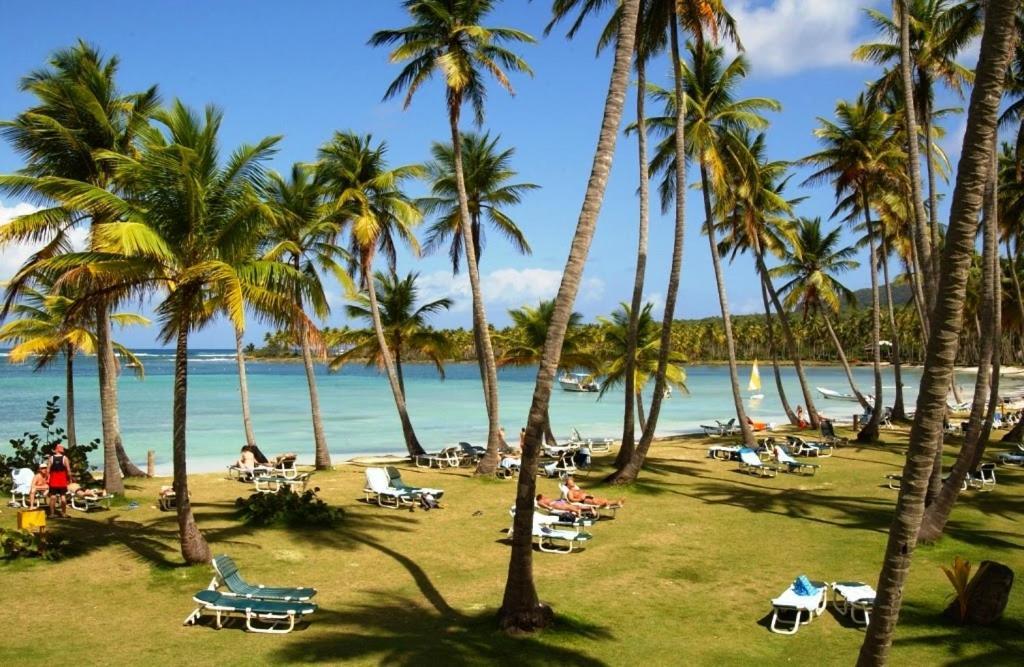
2;426;1022;666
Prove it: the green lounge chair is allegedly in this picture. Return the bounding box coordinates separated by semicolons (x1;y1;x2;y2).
184;589;316;634
210;554;316;602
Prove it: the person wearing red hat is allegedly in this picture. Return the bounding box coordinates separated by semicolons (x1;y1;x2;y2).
47;443;73;517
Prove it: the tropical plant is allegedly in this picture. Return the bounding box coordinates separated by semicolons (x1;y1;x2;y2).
316;131;425;457
235;487;344;528
857;5;1017;662
330;270;453;394
0;396;97;493
940;557;989;624
371;0;535;474
0;40;159;489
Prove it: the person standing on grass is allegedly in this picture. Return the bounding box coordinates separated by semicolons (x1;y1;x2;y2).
47;443;73;517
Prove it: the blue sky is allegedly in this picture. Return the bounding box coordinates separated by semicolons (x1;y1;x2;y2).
0;0;971;348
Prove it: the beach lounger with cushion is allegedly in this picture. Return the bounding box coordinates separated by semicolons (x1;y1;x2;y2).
363;467;416;509
385;466;444;501
786;436;833;458
773;447;820;476
184;589;317;634
253;472;310;494
68;485;113;512
518;514;593;554
557;482;619;518
707;444;742;461
769;578;827;634
511;504;595;530
997;451;1024;466
831;581;876;626
209;554;316;602
738;448;778;478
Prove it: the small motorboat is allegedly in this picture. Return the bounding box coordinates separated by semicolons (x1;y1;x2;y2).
558;372;600;393
817;386;873;405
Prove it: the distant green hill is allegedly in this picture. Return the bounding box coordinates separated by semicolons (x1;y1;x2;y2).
850;283;913;309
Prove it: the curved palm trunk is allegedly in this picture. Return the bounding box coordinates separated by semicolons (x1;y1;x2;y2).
821;310;872;409
172;323;211;565
635;390;647;432
300;329;332;469
760;278;797;425
65;345;77;449
95;304;123;494
543;408;557;446
498;0;638;632
366;269;424;457
618;57;652;469
447;115;502;476
606;11;685;484
856;6;1015;660
881;240;906;420
702;163;753;445
1006;240;1024;357
857;200;884;443
234;328;257;448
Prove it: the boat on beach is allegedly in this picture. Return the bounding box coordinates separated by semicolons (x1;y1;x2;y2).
817;386;873;405
558;372;600;393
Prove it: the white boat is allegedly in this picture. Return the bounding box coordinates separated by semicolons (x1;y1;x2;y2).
558;372;600;393
817;386;873;405
748;360;764;400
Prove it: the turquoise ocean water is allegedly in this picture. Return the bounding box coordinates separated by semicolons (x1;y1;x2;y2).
0;349;949;473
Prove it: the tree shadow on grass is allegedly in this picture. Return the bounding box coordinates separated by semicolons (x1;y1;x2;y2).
892;601;1024;666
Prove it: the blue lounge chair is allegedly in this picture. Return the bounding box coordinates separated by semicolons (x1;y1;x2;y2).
773;446;820;476
210;554;316;602
184;589;317;634
738;448;778;478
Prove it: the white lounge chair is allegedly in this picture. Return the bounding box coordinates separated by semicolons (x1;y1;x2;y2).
738;448;778;478
68;483;113;511
363;467;416;509
569;427;613;453
385;466;444;501
558;482;620;518
414;447;461;469
519;514;593;554
769;579;827;634
10;467;35;508
967;462;997;490
252;472;310;494
831;581;876;626
707;444;741;460
786;436;833;458
773;447;820;476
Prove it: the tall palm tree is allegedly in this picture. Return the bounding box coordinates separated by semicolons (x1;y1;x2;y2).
316;131;425;458
802;95;904;441
596;302;687;431
497;0;639;633
371;1;535;474
263;164;352;470
858;4;1016;662
495;300;594;444
773;218;867;407
0;278;147;449
330;270;453;395
0;41;158;489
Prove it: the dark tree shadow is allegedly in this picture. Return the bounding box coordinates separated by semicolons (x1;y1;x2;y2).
892;601;1024;666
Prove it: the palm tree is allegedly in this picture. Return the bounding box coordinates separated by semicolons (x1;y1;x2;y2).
316;131;425;458
0;41;158;489
802;95;904;441
420;132;536;272
596;302;687;431
495;300;594;444
857;4;1017;662
263;164;352;470
330;270;453;395
497;0;639;633
371;0;534;474
0;278;147;449
773;217;867;407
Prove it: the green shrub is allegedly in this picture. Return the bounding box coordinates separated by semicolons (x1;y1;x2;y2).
0;528;68;561
1;396;98;493
235;487;343;528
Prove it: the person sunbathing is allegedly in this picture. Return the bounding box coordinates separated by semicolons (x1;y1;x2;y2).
564;477;624;508
69;483;102;499
29;464;49;509
235;446;257;471
535;493;595;518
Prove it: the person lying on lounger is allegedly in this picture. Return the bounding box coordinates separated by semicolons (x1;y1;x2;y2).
536;493;595;518
68;483;103;500
235;446;257;471
564;477;624;508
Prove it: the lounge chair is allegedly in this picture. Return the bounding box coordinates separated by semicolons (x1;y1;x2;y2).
558;481;619;517
10;467;35;508
786;435;833;458
707;444;741;461
738;448;778;478
701;418;739;437
541;442;578;458
157;486;188;511
209;554;316;602
886;472;968;491
517;514;593;554
414;447;461;469
253;472;310;494
184;589;317;634
967;462;997;490
510;504;595;530
385;466;444;501
820;420;848;447
773;447;820;476
540;451;577;478
363;467;416;509
769;578;827;634
457;442;485;465
997;451;1024;466
831;581;876;626
569;427;613;453
68;483;113;511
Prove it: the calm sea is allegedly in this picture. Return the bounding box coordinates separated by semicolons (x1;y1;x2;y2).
0;349;957;473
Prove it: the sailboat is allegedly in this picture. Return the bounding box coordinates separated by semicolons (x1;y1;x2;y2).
748;360;764;401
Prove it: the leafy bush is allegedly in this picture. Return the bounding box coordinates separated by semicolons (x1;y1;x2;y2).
0;396;97;493
235;487;343;528
0;528;68;561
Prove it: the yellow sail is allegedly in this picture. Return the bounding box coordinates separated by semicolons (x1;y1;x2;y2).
748;360;762;392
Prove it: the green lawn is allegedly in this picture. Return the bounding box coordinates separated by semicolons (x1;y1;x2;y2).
2;427;1022;666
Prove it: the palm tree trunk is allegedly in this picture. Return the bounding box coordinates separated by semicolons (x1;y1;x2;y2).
395;339;406;398
618;56;651;470
606;8;684;484
498;0;638;633
856;6;1016;660
172;322;210;565
300;329;332;469
906;241;931;348
543;408;557;446
881;239;906;420
922;95;943;285
857;198;884;443
635;390;647;432
756;248;820;427
701;162;753;445
447;115;502;476
1006;240;1024;353
65;344;77;449
470;212;492;415
234;328;257;448
366;268;424;457
760;278;797;425
822;310;871;409
896;0;935;317
95;303;123;494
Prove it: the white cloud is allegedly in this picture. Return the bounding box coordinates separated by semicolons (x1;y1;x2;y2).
0;201;88;281
417;267;605;314
728;0;881;76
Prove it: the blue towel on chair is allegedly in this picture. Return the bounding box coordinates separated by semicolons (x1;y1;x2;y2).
793;575;819;596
